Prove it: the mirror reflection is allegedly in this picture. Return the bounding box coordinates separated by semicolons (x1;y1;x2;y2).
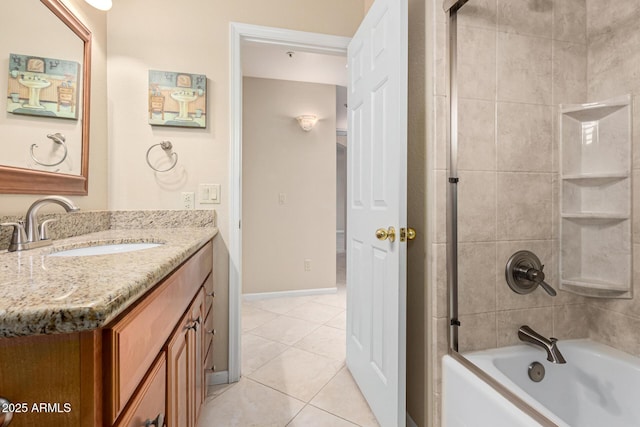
1;0;85;177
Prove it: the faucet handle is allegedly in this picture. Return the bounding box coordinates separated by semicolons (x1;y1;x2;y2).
506;251;558;297
38;218;57;240
1;221;28;252
539;280;557;297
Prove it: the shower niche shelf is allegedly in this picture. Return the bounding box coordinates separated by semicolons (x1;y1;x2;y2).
559;94;632;299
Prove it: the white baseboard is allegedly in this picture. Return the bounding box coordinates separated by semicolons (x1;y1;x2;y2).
243;287;337;301
407;412;418;427
207;370;230;386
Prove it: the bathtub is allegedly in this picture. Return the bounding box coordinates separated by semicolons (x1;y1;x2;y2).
443;339;640;427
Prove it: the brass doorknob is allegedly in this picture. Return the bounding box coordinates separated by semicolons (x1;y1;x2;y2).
406;227;416;240
375;226;396;242
400;227;417;242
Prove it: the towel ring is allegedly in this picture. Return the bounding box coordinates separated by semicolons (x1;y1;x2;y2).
146;140;178;172
30;133;68;167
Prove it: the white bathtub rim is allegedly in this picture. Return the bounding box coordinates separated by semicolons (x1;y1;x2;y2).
462;338;640;427
443;354;550;427
465;339;640;367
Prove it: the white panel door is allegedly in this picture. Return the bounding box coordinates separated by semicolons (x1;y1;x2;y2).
346;0;407;425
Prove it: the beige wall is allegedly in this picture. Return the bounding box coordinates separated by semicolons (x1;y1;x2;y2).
0;0;109;214
106;0;364;372
364;0;375;14
242;77;336;294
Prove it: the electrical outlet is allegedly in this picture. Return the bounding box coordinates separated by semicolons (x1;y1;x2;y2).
182;192;195;210
278;192;287;205
304;259;312;271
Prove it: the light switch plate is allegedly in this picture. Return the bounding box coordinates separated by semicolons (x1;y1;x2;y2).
199;184;221;204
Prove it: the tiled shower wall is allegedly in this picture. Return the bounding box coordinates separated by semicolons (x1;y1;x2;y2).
584;0;640;357
425;0;640;424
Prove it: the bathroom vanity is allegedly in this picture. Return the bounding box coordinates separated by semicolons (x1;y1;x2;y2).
0;225;217;427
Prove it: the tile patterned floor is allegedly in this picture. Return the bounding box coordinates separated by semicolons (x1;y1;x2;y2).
197;254;379;426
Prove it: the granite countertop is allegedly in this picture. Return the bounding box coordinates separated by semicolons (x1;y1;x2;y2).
0;226;217;338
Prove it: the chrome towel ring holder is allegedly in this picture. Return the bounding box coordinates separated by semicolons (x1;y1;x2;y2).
146;140;178;172
30;133;68;167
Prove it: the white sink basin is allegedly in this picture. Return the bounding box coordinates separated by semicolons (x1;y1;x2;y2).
50;243;163;257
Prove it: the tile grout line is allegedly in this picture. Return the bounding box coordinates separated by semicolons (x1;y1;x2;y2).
207;263;357;426
247;273;361;425
240;332;289;377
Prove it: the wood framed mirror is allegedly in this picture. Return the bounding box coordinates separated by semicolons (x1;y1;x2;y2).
0;0;91;195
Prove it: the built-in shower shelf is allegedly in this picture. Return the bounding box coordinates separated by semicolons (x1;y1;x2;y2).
561;212;629;221
562;279;631;298
561;172;628;184
559;94;632;299
562;278;629;291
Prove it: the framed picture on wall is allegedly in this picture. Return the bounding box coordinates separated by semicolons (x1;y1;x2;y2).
148;69;207;128
7;53;80;119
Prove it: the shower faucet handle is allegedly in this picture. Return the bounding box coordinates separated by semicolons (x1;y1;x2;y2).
506;250;557;297
538;279;557;297
513;264;557;297
515;264;544;282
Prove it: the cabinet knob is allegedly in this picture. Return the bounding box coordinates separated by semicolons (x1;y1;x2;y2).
185;316;202;331
0;396;14;427
145;413;165;427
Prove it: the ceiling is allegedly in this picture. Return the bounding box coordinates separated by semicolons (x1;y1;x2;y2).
241;40;348;87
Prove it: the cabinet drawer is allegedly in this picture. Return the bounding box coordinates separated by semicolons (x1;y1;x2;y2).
105;241;213;423
115;353;166;427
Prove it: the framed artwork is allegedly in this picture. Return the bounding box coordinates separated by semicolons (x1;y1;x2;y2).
148;70;207;128
6;53;80;119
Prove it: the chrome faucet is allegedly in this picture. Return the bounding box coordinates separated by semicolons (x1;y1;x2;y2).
1;196;79;252
518;325;566;364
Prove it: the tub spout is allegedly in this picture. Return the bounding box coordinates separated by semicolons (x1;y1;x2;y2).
518;325;566;364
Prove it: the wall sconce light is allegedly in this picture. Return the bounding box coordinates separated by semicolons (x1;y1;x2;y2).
84;0;112;11
296;115;318;132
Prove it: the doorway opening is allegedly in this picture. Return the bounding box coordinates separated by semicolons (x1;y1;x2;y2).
228;22;351;383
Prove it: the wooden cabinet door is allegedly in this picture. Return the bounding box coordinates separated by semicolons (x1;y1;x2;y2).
167;289;205;427
167;313;191;427
192;289;205;423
